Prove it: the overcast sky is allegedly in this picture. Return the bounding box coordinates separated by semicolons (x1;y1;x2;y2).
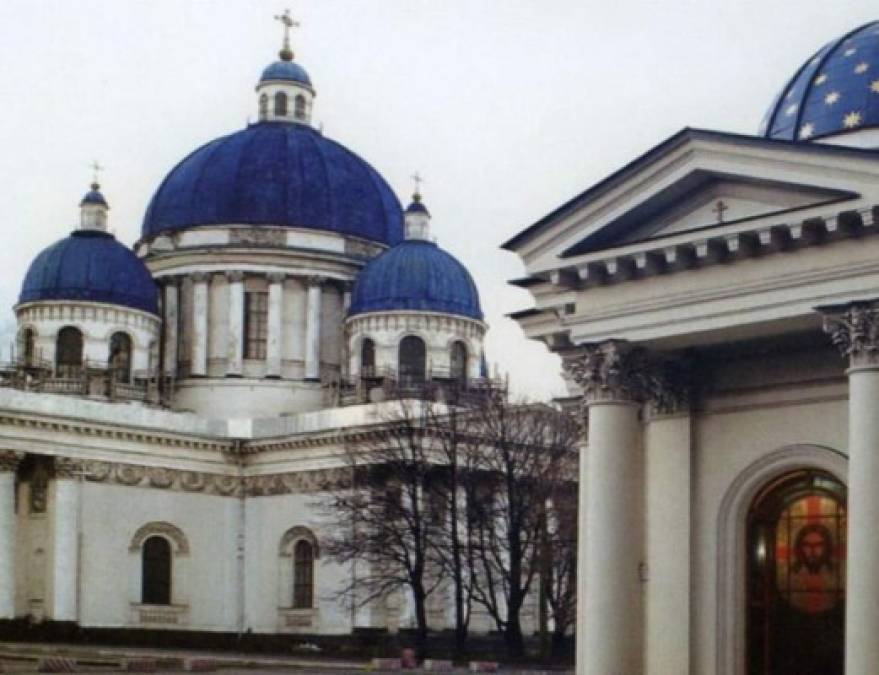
0;0;876;400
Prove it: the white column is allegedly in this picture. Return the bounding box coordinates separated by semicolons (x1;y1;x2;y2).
0;452;22;619
266;273;285;378
565;341;644;675
162;278;179;377
305;276;324;380
226;272;245;376
643;382;691;675
823;303;879;675
191;273;210;377
51;463;80;622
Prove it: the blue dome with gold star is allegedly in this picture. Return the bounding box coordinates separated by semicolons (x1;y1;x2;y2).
762;20;879;142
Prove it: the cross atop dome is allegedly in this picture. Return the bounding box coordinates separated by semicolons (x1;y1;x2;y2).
79;165;109;232
405;172;431;239
274;9;299;61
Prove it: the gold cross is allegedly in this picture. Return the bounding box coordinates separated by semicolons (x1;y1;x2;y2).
712;199;728;223
411;172;425;197
90;160;104;187
274;9;300;56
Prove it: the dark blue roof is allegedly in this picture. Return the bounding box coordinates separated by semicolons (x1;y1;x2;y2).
19;231;158;315
405;200;430;215
80;186;108;207
260;60;312;86
763;20;879;141
141;123;404;245
349;240;482;320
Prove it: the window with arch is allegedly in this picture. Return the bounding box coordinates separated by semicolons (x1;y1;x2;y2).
56;326;83;377
399;335;426;386
450;341;468;385
109;332;133;383
294;94;306;120
361;338;376;377
274;92;288;117
259;93;268;120
293;540;315;608
141;535;172;605
19;327;36;367
747;469;846;675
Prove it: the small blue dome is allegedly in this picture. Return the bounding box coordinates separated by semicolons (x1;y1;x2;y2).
19;231;158;315
80;185;107;207
260;60;312;86
141;123;404;245
405;199;430;216
349;240;483;320
763;20;879;141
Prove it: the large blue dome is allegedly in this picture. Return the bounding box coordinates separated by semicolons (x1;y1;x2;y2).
349;240;483;320
763;20;879;141
141;123;404;245
19;231;159;315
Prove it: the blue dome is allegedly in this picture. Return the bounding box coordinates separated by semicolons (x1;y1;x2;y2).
141;123;404;245
763;20;879;141
80;186;107;207
19;230;158;315
260;60;312;86
349;240;483;320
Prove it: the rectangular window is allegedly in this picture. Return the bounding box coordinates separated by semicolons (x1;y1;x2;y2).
244;291;269;360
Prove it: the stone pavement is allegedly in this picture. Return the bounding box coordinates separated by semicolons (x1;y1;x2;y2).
0;642;572;674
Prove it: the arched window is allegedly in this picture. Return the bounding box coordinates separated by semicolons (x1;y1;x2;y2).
56;327;83;377
746;470;846;675
109;332;133;383
141;536;172;605
259;93;268;120
399;336;426;386
19;328;36;367
293;540;314;609
450;341;468;385
274;92;288;117
361;338;375;377
294;94;306;120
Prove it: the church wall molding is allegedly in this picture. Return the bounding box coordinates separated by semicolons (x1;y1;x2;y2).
714;444;848;675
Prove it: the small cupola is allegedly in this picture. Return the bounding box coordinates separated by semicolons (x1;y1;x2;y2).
404;174;431;241
256;10;315;125
79;163;109;231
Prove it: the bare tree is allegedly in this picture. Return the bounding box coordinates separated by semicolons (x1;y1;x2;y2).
320;399;444;657
542;482;578;660
460;398;579;659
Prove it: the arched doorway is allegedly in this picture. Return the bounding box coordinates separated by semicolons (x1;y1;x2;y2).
746;469;846;675
398;335;426;386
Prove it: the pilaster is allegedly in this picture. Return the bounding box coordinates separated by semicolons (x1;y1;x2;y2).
305;276;324;380
0;451;23;619
266;273;285;378
226;271;245;377
190;272;210;377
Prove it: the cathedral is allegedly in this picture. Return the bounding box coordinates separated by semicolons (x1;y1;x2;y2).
1;15;494;639
506;18;879;675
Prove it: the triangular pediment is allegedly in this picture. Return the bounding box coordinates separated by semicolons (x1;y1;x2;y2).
503;129;879;271
562;171;856;256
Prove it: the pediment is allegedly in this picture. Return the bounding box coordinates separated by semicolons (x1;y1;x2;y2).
562;171;856;257
503;129;879;272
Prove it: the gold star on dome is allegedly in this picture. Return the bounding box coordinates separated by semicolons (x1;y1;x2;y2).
871;79;879;93
785;103;798;116
843;111;863;129
814;74;828;86
825;91;841;105
799;123;815;140
845;47;858;57
855;62;870;74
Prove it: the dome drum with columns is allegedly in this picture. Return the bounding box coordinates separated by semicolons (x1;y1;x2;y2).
7;20;492;419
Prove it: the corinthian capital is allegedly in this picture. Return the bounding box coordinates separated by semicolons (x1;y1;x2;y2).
0;451;24;472
562;340;646;403
820;301;879;367
644;359;693;416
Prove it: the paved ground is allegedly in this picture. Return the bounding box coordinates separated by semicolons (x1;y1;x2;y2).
0;641;573;674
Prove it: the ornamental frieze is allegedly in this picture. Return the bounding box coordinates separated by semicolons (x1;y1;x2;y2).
38;458;345;498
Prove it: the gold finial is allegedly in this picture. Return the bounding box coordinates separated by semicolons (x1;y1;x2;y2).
90;160;104;190
274;9;299;61
411;172;425;201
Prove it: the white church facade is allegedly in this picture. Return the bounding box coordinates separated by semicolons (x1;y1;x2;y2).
506;19;879;675
0;17;500;640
